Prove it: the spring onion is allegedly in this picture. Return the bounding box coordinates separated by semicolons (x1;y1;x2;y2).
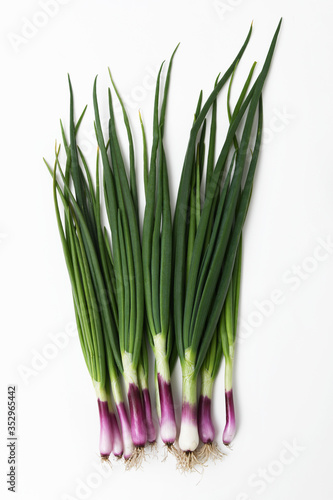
141;47;178;448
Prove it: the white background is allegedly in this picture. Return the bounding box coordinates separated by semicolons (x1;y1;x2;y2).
1;1;333;499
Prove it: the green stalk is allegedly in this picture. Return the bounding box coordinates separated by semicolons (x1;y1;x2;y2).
173;23;253;362
192;20;281;374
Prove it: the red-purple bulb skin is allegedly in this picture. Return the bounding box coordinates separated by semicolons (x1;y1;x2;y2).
142;388;157;443
116;402;134;459
158;374;177;444
198;395;215;444
109;411;123;457
223;389;236;445
97;400;113;458
127;383;147;447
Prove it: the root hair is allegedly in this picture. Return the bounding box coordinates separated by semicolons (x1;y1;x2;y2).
196;442;224;464
124;446;146;470
176;450;203;473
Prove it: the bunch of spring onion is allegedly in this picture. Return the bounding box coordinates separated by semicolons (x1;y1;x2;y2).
45;19;281;470
44;87;128;462
93;71;157;465
173;20;281;468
